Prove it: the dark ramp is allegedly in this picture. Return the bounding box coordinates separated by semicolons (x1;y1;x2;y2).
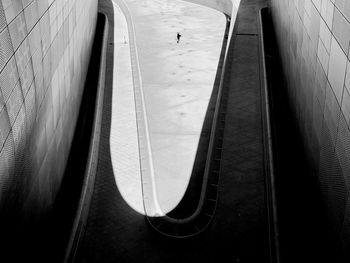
75;0;271;262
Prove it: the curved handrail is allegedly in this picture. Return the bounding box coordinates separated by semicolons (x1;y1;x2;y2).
258;8;280;262
114;0;164;217
64;13;109;262
146;17;230;237
116;0;242;237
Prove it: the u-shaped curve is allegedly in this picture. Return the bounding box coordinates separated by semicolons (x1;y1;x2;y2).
115;0;242;238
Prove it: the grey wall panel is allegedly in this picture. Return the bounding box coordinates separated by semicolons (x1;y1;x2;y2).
270;0;350;257
0;0;98;220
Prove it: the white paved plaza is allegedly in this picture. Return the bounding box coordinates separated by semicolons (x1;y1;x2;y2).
110;0;226;215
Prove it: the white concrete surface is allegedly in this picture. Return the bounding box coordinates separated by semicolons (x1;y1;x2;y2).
126;0;226;213
110;0;228;216
110;2;144;214
184;0;241;59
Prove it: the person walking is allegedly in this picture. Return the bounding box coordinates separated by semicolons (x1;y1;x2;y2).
177;32;181;43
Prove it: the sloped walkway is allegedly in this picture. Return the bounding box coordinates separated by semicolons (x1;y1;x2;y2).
75;0;270;262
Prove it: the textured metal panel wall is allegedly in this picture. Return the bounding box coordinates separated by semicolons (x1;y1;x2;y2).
270;0;350;258
0;0;97;219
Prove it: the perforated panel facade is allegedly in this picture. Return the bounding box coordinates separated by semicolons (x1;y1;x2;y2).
270;0;350;258
0;0;97;219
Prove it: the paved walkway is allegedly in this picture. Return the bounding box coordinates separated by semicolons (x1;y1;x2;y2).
109;0;226;216
127;0;225;214
75;0;269;262
109;1;144;214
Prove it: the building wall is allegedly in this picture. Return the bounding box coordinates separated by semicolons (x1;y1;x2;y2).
0;0;97;219
270;0;350;257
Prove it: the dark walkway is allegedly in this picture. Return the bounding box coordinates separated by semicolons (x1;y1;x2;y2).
75;0;269;262
261;9;345;263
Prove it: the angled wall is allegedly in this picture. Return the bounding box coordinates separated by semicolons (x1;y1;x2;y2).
270;0;350;258
0;0;97;220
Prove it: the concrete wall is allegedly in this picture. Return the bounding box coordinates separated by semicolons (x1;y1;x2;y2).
0;0;97;219
270;0;350;257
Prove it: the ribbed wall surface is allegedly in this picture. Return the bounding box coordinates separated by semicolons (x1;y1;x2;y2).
270;0;350;258
0;0;97;219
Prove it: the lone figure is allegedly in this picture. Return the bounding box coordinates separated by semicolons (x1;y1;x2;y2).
177;32;181;43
